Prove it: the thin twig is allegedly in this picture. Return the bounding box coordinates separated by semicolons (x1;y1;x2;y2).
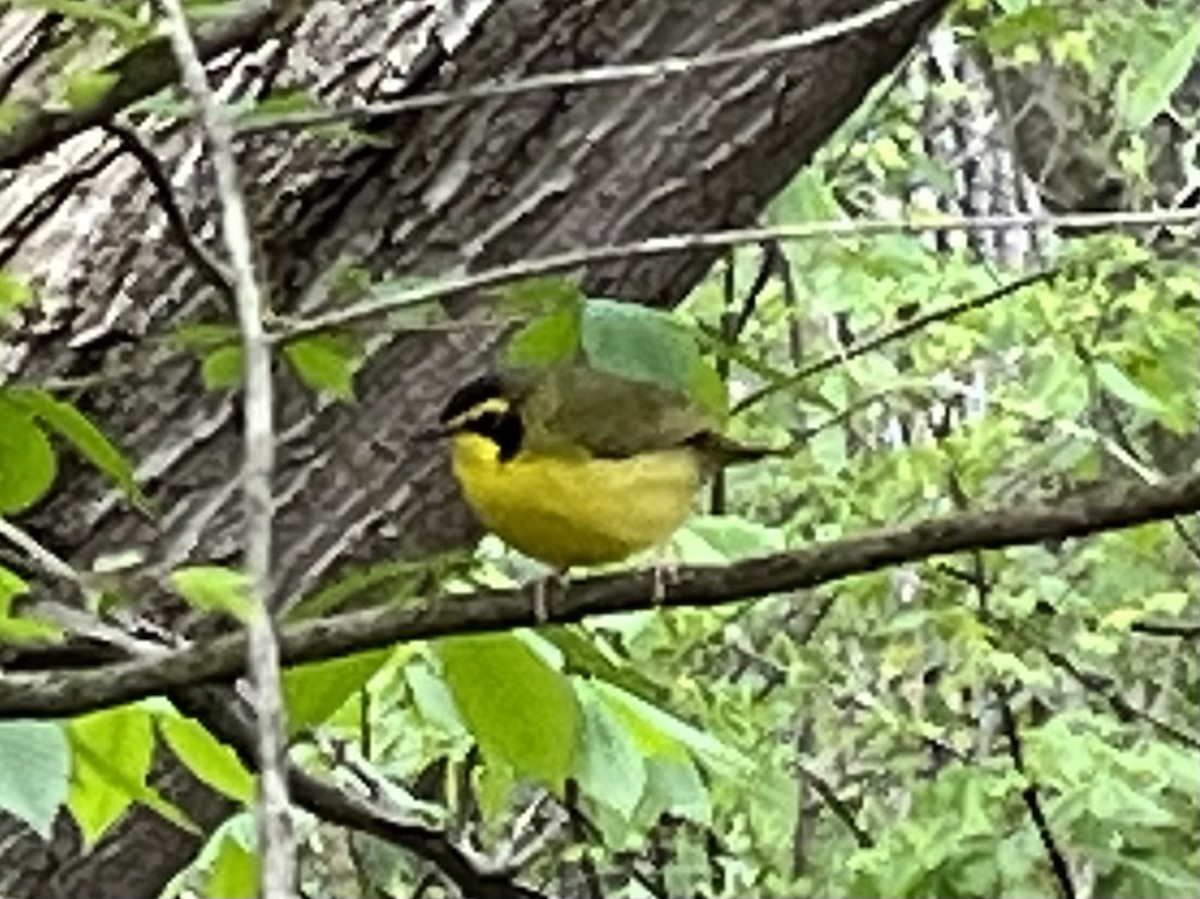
733;267;1059;413
1130;619;1200;639
0;516;83;585
102;121;235;300
275;210;1197;342
796;764;874;849
997;687;1077;899
236;0;935;134
157;0;292;896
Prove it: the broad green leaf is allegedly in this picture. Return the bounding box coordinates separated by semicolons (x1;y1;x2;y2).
157;714;254;805
203;831;259;899
1122;18;1200;128
201;346;243;390
63;70;120;110
0;720;70;838
8;389;146;508
573;679;647;818
68;707;197;845
437;632;580;791
283;334;358;400
0;398;57;513
580;299;699;397
282;648;392;733
169;566;254;622
0;270;33;316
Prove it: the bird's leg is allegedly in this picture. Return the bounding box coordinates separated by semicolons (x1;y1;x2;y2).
650;542;681;604
531;567;570;624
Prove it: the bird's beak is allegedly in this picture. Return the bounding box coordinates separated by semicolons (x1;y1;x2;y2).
410;424;450;443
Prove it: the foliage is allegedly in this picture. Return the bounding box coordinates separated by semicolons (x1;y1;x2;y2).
0;0;1196;897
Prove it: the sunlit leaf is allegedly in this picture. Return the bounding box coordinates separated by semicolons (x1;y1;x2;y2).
437;632;580;791
0;397;56;513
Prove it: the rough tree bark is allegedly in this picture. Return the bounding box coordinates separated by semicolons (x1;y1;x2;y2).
0;0;948;896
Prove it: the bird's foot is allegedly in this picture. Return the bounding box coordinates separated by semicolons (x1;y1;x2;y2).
530;568;570;624
651;546;681;605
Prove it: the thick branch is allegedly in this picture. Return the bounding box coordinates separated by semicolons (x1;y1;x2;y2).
3;471;1198;718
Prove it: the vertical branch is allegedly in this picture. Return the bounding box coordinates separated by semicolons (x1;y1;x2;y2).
157;1;294;896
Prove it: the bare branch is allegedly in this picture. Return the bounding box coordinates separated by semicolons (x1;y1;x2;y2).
274;210;1198;342
158;0;292;894
997;687;1077;899
236;0;935;134
102;122;234;299
2;470;1198;719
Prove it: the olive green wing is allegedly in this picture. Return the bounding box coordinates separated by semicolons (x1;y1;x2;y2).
508;365;716;458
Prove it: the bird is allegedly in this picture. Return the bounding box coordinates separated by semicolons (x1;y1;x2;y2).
418;364;782;604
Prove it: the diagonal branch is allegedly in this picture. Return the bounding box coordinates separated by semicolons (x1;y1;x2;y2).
2;470;1199;719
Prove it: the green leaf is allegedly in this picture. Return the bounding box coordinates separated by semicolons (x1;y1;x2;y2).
637;754;712;826
592;680;750;776
0;720;70;838
169;322;240;350
68;707;197;845
169;565;254;622
674;514;786;563
8;389;146;509
573;679;647;818
157;714;254;805
1122;17;1200;128
204;831;259;899
436;632;580;791
0;270;34;316
0;565;61;643
581;299;700;397
1094;360;1166;414
283;334;358;400
63;70;120;111
494;276;585;315
282;648;393;733
505;304;582;367
406;660;468;737
0;397;57;513
201;346;243;390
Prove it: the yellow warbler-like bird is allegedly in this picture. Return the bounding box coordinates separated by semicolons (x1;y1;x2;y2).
423;365;780;572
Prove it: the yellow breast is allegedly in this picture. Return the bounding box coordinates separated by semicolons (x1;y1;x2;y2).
450;433;702;568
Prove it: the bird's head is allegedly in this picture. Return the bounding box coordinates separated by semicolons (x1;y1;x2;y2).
418;373;525;462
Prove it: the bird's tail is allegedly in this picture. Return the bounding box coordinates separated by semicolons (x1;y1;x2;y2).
687;432;790;469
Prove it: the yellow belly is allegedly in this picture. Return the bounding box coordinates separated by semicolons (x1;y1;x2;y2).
451;434;702;568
